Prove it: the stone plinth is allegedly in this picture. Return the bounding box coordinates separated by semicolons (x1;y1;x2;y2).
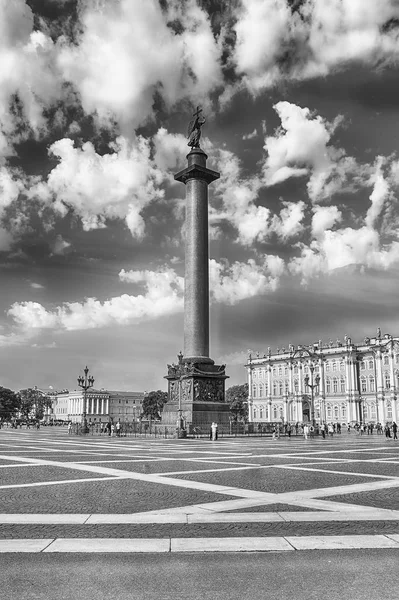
162;360;230;432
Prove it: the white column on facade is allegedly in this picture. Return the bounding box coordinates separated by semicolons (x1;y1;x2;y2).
297;363;303;421
344;355;353;421
267;364;272;422
319;357;325;423
375;348;385;423
389;344;397;422
247;367;253;421
350;356;360;422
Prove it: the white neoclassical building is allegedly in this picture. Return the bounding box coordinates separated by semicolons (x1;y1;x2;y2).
52;389;144;423
247;331;399;426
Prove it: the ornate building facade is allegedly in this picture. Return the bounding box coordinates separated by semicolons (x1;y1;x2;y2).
247;331;399;425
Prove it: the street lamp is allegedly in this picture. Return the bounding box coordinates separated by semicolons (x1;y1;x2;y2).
77;366;94;434
304;363;320;428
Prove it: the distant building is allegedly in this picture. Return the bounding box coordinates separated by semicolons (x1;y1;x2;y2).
51;389;144;423
247;332;399;425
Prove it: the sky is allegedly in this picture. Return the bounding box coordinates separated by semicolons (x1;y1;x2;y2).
1;0;399;393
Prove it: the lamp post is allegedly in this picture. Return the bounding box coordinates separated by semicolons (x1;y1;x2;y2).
304;362;320;428
77;366;94;434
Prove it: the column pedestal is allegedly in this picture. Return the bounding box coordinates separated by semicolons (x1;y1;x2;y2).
163;360;230;432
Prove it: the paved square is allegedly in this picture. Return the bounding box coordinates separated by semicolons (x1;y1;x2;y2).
1;429;399;551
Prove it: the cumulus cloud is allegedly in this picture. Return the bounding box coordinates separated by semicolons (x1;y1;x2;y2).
290;226;399;283
232;0;399;94
365;157;391;229
57;0;222;130
242;129;258;140
210;256;285;304
152;128;188;173
30;283;44;289
32;135;164;238
8;256;285;333
0;0;61;156
311;205;342;237
262;102;361;201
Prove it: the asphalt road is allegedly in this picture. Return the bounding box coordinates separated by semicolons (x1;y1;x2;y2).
2;550;399;600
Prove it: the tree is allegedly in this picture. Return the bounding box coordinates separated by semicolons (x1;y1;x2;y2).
141;390;168;420
226;383;249;422
0;387;20;421
18;388;52;420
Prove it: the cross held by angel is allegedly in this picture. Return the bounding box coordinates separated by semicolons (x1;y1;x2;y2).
187;106;206;148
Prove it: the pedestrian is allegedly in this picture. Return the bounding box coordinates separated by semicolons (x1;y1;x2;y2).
116;421;121;437
68;422;72;435
385;424;391;438
303;423;309;440
100;422;104;435
211;422;218;441
286;423;292;438
392;422;398;440
360;423;364;435
295;422;299;435
321;423;326;439
328;423;334;437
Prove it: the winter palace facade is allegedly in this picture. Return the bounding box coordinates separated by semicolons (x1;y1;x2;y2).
247;331;399;425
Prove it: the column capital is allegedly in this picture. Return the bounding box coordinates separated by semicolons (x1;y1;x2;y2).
174;164;220;185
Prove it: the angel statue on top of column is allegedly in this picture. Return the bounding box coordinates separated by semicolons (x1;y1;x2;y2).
187;106;206;148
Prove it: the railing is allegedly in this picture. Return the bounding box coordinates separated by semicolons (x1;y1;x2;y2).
68;421;319;438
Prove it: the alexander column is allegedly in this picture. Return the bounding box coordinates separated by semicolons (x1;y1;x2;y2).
162;107;230;435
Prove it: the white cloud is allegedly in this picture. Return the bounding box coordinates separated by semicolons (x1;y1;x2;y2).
270;200;306;240
210;256;284;305
152;128;188;173
30;283;44;289
8;256;285;333
0;0;61;158
231;0;399;94
263;102;357;201
290;226;399;283
311;205;342;237
51;235;71;256
33;135;164;238
57;0;222;130
365;157;391;228
242;129;258;140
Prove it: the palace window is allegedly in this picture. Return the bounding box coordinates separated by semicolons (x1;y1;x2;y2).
265;407;269;420
332;362;337;371
304;365;309;374
341;404;347;420
273;406;278;420
265;383;268;395
259;384;263;397
387;403;392;420
327;404;332;419
284;366;288;376
326;379;331;394
259;407;263;420
279;381;284;396
334;406;339;419
252;386;257;398
294;379;299;393
369;359;374;370
326;363;330;372
333;378;338;393
385;372;391;389
340;361;345;371
294;366;298;374
360;361;365;370
253;408;257;419
383;355;389;366
361;377;367;393
363;404;368;419
340;379;346;393
285;381;289;394
273;382;277;396
370;403;377;420
273;367;276;376
278;366;282;376
279;407;283;418
369;376;375;392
